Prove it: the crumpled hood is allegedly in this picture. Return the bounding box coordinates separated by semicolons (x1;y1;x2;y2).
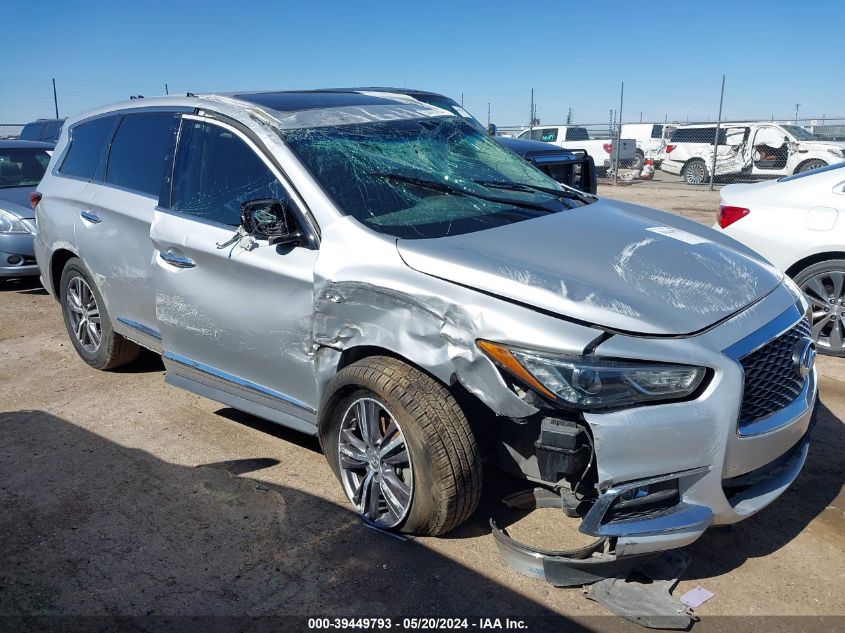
397;198;782;335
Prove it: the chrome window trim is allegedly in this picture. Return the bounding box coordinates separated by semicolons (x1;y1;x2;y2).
173;113;319;247
163;351;316;414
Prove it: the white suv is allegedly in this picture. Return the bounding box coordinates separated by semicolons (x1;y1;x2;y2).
661;122;844;185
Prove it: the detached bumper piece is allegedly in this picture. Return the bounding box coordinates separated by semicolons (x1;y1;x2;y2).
490;488;696;630
490;488;653;587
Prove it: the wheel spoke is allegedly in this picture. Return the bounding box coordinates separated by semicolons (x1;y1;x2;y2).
87;321;101;347
338;443;368;469
831;272;845;301
378;434;405;460
354;469;374;510
366;473;381;519
812;317;829;340
380;468;411;518
75;318;86;342
830;320;844;349
804;277;830;303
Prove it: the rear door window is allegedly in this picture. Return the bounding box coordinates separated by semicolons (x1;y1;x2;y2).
105;112;176;197
670;127;717;144
651;125;663;139
539;128;558;142
59;116;118;180
564;127;589;141
169;119;290;226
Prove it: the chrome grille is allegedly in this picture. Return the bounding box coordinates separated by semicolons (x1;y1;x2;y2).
739;318;811;427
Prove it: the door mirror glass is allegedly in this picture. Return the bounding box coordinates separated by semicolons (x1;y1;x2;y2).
241;198;303;247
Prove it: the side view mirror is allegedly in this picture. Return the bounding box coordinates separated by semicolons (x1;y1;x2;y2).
240;198;304;247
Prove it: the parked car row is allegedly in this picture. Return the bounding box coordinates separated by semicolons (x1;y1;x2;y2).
661;121;844;184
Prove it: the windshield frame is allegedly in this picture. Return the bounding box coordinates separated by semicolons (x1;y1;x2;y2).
779;125;818;142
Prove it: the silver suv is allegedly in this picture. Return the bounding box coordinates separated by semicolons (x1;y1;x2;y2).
34;90;816;559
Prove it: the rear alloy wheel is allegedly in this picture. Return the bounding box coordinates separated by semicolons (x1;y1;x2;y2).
797;159;827;174
794;259;845;357
60;257;140;369
682;159;707;185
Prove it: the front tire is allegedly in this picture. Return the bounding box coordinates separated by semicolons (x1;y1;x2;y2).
796;159;827;174
794;259;845;357
321;356;482;536
59;257;140;369
682;159;708;185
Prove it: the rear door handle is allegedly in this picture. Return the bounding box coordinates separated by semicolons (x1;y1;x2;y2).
80;210;101;223
159;251;196;269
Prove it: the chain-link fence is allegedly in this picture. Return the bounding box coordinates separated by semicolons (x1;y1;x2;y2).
495;117;845;188
0;124;24;139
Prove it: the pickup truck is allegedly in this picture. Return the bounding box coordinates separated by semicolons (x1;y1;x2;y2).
516;126;636;174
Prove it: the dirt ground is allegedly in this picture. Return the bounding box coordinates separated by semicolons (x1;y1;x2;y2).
1;182;843;631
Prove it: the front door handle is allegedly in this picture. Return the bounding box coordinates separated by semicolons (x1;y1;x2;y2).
80;210;101;223
159;251;196;269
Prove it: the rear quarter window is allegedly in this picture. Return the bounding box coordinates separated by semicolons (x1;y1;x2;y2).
670;127;719;144
564;128;589;141
59;116;118;180
540;128;558;142
105;113;176;196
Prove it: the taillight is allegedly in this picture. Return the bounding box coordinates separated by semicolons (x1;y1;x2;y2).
603;143;613;153
30;191;42;209
665;144;676;153
718;205;750;229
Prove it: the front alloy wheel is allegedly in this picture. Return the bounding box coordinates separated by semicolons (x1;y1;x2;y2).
338;397;413;529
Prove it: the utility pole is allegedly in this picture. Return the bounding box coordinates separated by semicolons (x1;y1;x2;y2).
794;103;800;123
461;93;464;107
165;83;169;95
487;102;491;127
52;78;59;118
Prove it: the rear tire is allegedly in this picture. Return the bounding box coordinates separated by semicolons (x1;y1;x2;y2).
59;258;140;370
794;259;845;357
321;356;482;536
682;159;708;185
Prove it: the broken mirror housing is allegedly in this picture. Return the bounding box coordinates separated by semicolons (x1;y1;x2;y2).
480;341;706;409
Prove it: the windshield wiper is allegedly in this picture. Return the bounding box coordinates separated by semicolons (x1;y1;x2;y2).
370;172;558;213
473;179;595;204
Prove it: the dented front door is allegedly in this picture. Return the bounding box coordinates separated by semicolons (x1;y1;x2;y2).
151;115;319;430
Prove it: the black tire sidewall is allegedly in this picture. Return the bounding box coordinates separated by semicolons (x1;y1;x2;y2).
793;259;845;357
59;258;119;368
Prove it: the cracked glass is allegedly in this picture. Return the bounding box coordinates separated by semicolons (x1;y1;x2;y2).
282;116;590;239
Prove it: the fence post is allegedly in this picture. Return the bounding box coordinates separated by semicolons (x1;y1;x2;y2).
613;82;624;185
709;74;726;191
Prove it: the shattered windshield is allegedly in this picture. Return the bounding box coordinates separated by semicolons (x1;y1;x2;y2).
281;116;590;239
780;125;818;141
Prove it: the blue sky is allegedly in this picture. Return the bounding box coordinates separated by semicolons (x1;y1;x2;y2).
2;0;843;126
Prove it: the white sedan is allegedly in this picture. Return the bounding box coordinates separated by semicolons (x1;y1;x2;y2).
714;162;845;355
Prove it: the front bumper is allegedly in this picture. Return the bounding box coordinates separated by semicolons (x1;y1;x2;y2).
0;231;39;278
576;283;816;556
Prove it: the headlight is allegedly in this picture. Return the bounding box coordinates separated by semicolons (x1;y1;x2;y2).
477;340;706;410
0;208;34;234
829;148;844;158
